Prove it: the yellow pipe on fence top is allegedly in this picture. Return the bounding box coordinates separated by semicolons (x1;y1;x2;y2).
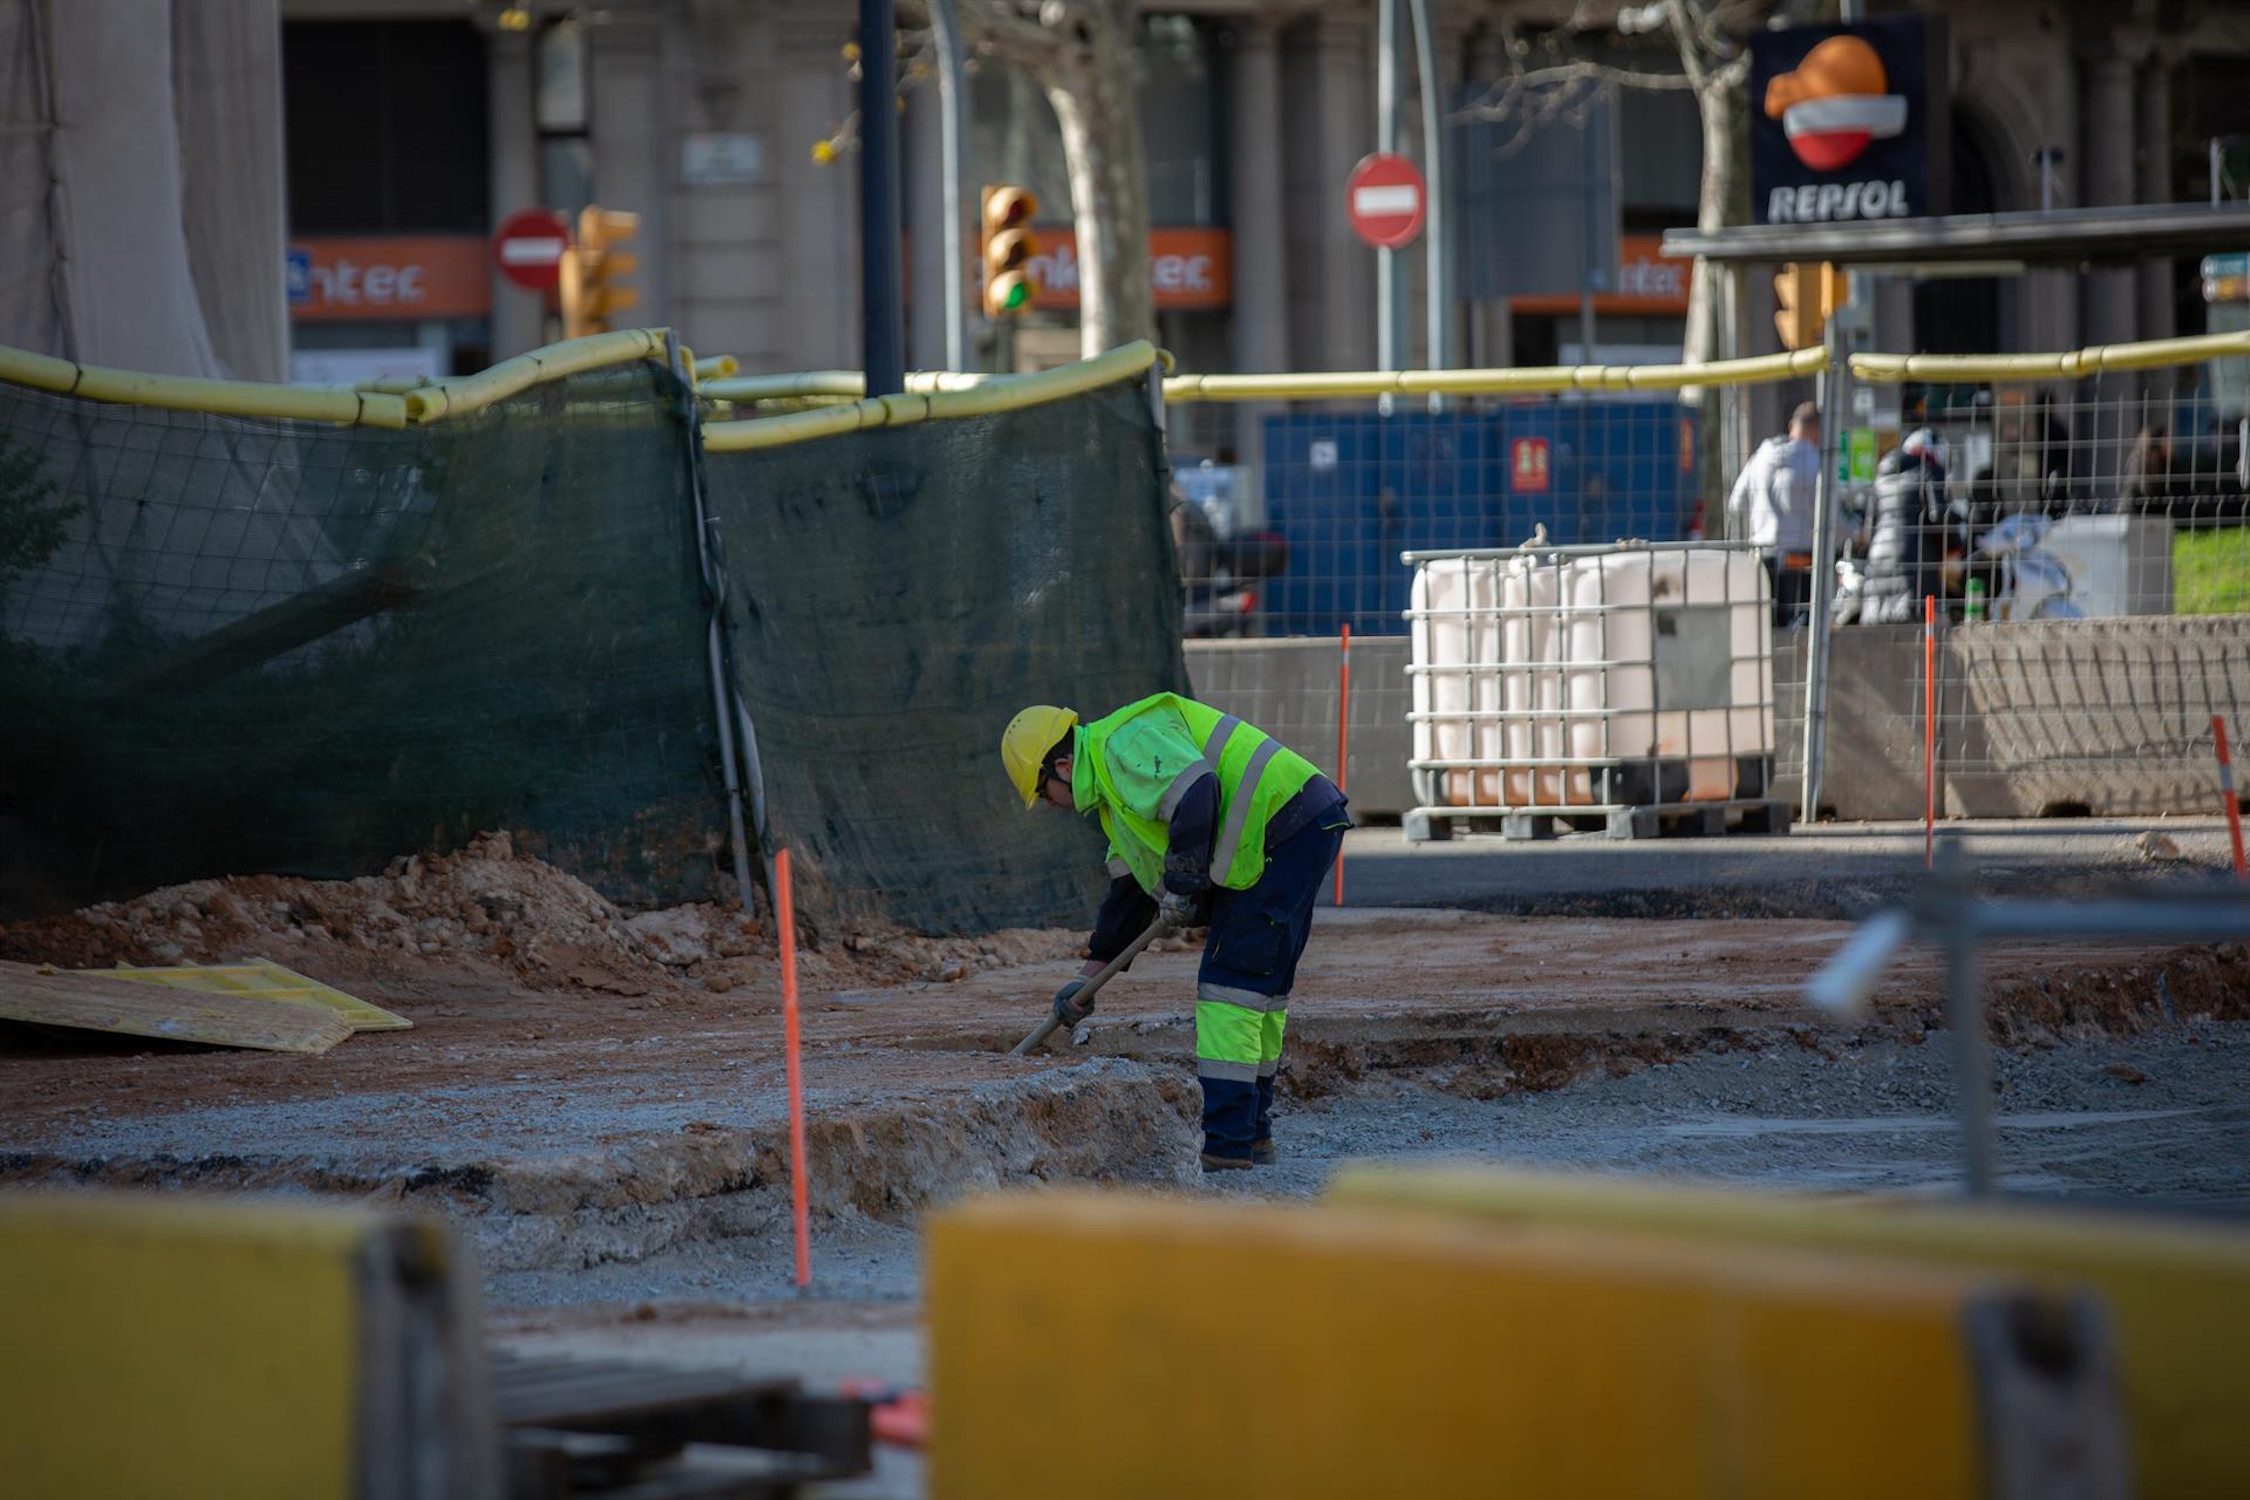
1852;327;2250;384
0;327;678;429
702;340;1160;454
692;354;740;380
1160;346;1828;402
0;343;412;428
701;349;1174;406
701;368;1005;403
401;327;668;422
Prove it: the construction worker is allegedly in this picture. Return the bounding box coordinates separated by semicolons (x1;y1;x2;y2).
1000;697;1350;1171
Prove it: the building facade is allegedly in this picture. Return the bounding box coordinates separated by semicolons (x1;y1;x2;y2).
276;1;2250;389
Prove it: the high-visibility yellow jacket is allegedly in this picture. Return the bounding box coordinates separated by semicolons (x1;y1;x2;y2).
1070;693;1321;896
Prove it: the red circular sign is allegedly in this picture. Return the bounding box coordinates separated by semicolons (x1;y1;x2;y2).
492;208;573;291
1346;152;1427;250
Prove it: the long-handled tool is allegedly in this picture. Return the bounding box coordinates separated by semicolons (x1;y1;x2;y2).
1008;916;1168;1057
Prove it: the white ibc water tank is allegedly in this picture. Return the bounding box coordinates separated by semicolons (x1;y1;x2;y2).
1409;558;1484;807
1499;555;1567;807
1561;547;1772;803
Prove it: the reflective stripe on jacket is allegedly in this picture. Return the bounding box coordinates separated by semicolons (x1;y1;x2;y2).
1073;693;1321;894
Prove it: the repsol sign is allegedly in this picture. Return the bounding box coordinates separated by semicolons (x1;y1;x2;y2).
1748;17;1949;226
1768;179;1910;223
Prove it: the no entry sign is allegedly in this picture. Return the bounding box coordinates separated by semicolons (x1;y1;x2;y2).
492;208;572;291
1347;152;1426;249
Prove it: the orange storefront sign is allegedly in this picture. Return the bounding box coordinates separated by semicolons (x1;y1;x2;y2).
287;235;493;322
1511;233;1691;317
1025;228;1232;312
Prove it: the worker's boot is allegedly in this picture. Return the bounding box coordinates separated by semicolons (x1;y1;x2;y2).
1200;1150;1254;1172
1251;1067;1279;1165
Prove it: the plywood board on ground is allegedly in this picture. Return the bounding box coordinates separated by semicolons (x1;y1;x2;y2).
89;959;410;1032
0;960;353;1053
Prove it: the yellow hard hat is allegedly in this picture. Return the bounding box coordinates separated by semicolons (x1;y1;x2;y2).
1001;705;1078;809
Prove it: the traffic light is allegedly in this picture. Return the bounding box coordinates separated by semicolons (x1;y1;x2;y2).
559;205;641;338
981;186;1039;319
1773;261;1844;351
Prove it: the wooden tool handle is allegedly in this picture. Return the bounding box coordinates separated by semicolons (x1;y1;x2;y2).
1007;916;1168;1058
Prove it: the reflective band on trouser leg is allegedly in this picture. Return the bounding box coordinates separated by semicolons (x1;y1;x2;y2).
1196;998;1264;1155
1196;980;1287;1012
1255;1007;1287;1141
1210;737;1281;882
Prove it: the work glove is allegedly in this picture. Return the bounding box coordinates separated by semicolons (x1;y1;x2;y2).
1052;978;1093;1027
1158;890;1209;933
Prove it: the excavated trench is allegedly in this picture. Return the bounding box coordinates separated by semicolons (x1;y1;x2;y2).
5;936;2245;1290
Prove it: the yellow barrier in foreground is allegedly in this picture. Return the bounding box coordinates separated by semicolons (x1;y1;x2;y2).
702;340;1159;453
1327;1166;2250;1500
0;1191;493;1498
927;1190;2117;1500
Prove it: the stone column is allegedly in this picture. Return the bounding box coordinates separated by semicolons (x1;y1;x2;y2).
906;82;946;372
776;17;858;369
904;83;940;373
2079;51;2135;347
2136;56;2175;341
1229;17;1289;479
1312;14;1375;371
487;27;542;360
1230;20;1289;376
591;22;669;333
1461;20;1507;368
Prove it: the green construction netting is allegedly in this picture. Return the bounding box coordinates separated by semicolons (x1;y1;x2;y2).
704;377;1186;934
0;361;722;918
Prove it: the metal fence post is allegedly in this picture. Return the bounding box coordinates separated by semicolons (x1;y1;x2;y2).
664;332;760;909
1935;836;1997;1196
1375;0;1401;374
1799;321;1844;821
1407;0;1448;378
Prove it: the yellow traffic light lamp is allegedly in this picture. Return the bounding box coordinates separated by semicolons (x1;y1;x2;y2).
981;186;1040;319
1773;261;1844;351
559;206;642;338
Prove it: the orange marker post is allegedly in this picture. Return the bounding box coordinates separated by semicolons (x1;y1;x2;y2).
775;847;812;1290
1334;624;1351;907
1924;595;1938;869
2216;715;2248;882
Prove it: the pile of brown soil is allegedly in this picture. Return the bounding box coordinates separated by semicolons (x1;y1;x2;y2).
0;831;1082;999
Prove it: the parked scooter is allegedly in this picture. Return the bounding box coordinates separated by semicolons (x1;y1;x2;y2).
1172;483;1289;638
1971;512;2083;621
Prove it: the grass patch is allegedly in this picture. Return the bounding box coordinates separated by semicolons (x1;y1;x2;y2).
2174;528;2250;615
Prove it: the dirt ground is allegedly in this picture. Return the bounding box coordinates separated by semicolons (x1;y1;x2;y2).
6;847;2241;1146
6;842;2247;1499
3;843;2244;1233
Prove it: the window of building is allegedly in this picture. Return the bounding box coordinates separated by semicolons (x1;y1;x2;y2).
537;17;594;216
283;21;490;234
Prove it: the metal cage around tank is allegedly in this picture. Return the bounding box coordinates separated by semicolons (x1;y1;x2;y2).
1401;538;1786;841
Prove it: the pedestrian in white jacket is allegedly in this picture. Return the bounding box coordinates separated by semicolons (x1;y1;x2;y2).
1726;402;1834;625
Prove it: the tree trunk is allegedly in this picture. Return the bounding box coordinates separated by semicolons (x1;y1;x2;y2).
1042;12;1151;357
1681;74;1739;382
1682;63;1746;534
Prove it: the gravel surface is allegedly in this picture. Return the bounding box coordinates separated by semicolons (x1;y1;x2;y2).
1216;1018;2250;1206
479;1017;2250;1309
